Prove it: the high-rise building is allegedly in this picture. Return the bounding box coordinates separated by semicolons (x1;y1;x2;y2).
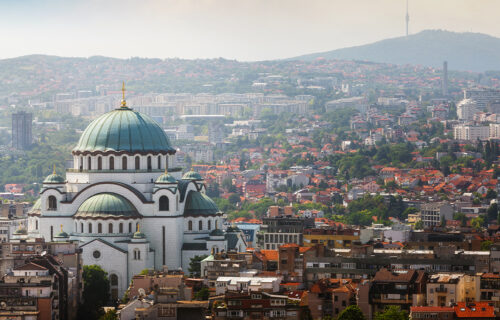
442;61;448;96
464;88;500;109
456;99;478;121
11;111;32;150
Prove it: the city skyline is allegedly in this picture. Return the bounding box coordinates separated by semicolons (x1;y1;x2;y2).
0;0;499;61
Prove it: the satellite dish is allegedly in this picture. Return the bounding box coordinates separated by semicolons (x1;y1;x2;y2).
40;251;47;256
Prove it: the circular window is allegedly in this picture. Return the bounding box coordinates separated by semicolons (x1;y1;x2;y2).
93;250;101;259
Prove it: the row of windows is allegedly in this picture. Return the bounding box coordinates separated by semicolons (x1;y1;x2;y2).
79;155;167;171
264;233;300;244
187;219;218;231
75;222;138;234
48;195;175;213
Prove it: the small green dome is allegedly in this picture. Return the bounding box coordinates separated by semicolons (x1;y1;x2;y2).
133;231;146;239
182;170;203;181
74;193;141;219
156;172;177;184
209;229;224;237
55;230;69;238
184;191;220;216
44;173;65;184
14;227;27;235
73;107;175;154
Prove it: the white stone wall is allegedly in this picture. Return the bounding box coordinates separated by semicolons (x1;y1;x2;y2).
127;241;151;281
81;240;128;297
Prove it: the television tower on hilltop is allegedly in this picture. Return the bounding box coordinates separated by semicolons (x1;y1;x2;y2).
406;0;410;36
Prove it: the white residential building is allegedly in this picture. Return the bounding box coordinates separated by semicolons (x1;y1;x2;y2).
453;125;489;141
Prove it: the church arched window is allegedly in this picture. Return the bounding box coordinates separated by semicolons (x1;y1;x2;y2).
188;220;193;231
97;157;102;170
135;156;140;170
79;157;83;171
108;223;113;233
157;156;161;169
80;223;83;233
133;248;141;260
147;156;152;171
110;274;118;286
88;223;92;233
109;157;114;170
47;196;57;210
88;157;92;170
159;196;169;211
208;220;211;230
129;222;132;233
119;223;123;233
122;156;127;170
97;223;102;233
199;220;203;231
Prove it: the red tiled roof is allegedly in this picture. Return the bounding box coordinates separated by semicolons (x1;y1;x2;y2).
454;302;494;318
260;250;278;261
411;306;454;313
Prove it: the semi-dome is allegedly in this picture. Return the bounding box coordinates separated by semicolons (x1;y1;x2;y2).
184;191;220;216
182;170;203;181
73;106;175;155
29;199;41;215
74;193;141;220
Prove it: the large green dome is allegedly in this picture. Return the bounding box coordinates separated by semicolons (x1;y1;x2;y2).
74;193;141;219
73;107;175;155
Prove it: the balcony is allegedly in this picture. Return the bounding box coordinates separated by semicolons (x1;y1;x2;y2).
372;293;412;304
435;287;448;293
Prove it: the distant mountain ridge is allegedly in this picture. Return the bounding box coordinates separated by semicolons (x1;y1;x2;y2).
290;30;500;72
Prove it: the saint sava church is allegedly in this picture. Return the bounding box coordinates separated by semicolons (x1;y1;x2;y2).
24;85;246;298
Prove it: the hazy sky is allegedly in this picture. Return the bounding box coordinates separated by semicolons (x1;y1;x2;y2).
0;0;499;61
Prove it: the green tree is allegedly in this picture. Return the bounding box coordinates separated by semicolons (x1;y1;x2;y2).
374;306;408;320
194;287;210;300
78;265;110;320
99;309;118;320
228;193;241;205
337;305;366;320
487;203;499;222
402;207;418;219
454;212;468;227
481;240;493;251
414;220;424;230
188;255;208;277
486;189;498;200
471;215;485;230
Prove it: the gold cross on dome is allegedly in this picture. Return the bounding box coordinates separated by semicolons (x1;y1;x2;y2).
121;81;127;108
